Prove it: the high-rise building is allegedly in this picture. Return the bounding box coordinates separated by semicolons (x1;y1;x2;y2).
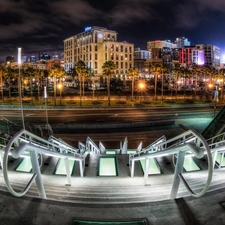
175;37;191;48
147;40;177;70
179;46;196;67
39;52;51;60
147;40;177;53
193;44;220;69
27;56;36;63
134;48;150;60
64;26;134;77
22;55;27;64
5;55;14;64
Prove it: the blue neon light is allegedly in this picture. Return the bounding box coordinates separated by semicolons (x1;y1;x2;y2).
85;26;92;32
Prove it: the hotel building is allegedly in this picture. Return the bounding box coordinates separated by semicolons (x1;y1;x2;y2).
64;26;134;78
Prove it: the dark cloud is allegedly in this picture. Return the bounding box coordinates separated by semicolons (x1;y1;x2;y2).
50;0;103;25
0;0;225;62
106;0;159;26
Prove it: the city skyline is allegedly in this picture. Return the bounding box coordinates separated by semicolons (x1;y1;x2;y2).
0;0;225;63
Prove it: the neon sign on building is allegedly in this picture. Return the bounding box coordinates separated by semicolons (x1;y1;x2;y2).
85;26;92;32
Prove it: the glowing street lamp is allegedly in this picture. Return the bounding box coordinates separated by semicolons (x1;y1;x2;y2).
58;83;63;105
138;81;146;106
18;47;25;129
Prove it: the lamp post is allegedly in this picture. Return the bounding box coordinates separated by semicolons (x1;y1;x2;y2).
58;83;62;106
213;84;219;117
18;48;25;129
44;86;49;136
138;81;145;106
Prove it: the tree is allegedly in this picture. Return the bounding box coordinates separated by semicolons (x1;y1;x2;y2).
127;67;139;100
48;64;66;106
150;63;164;100
159;64;169;102
4;66;17;104
216;68;225;102
171;63;181;99
74;60;89;106
180;66;192;99
24;66;36;105
102;61;116;106
67;67;78;84
0;65;4;102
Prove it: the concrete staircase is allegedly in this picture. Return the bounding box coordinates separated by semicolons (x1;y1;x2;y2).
1;167;225;205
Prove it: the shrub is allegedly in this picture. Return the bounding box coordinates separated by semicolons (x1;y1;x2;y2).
92;101;102;105
141;101;151;104
116;101;126;105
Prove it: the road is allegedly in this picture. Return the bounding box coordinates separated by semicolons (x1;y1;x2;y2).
0;106;217;149
0;105;218;125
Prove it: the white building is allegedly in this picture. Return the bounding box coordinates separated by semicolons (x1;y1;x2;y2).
175;37;191;48
147;40;177;50
64;26;134;78
134;48;150;59
193;44;220;69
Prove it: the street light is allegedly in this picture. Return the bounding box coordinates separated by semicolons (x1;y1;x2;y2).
18;47;25;129
57;83;62;106
138;81;146;106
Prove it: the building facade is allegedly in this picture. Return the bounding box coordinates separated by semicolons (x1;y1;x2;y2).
179;46;196;67
175;37;191;48
134;48;150;60
147;40;177;71
64;26;134;78
193;44;220;69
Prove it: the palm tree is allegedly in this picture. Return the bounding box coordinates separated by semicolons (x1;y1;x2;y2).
4;66;17;104
172;63;181;99
24;66;36;105
48;64;66;106
86;68;95;99
216;68;225;102
67;67;78;85
160;64;169;103
102;61;116;106
192;64;203;92
180;66;192;99
74;60;88;106
150;63;163;100
127;67;139;100
0;65;5;102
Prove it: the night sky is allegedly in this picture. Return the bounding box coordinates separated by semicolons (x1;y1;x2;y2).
0;0;225;63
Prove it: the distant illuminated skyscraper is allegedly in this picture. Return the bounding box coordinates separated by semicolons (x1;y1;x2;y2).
175;37;191;48
193;44;220;69
39;52;51;60
5;55;14;64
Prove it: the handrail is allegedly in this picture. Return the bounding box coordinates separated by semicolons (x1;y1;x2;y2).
86;136;100;154
78;141;86;153
99;141;105;154
130;135;166;158
3;129;85;198
48;135;79;154
130;129;213;198
121;137;128;154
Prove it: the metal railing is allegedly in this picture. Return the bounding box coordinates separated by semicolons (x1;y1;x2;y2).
86;136;100;154
206;132;225;169
121;137;128;154
2;129;87;199
129;135;166;160
99;141;106;154
48;135;79;154
129;129;213;199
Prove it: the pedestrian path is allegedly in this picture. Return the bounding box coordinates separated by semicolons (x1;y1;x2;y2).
175;118;212;133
